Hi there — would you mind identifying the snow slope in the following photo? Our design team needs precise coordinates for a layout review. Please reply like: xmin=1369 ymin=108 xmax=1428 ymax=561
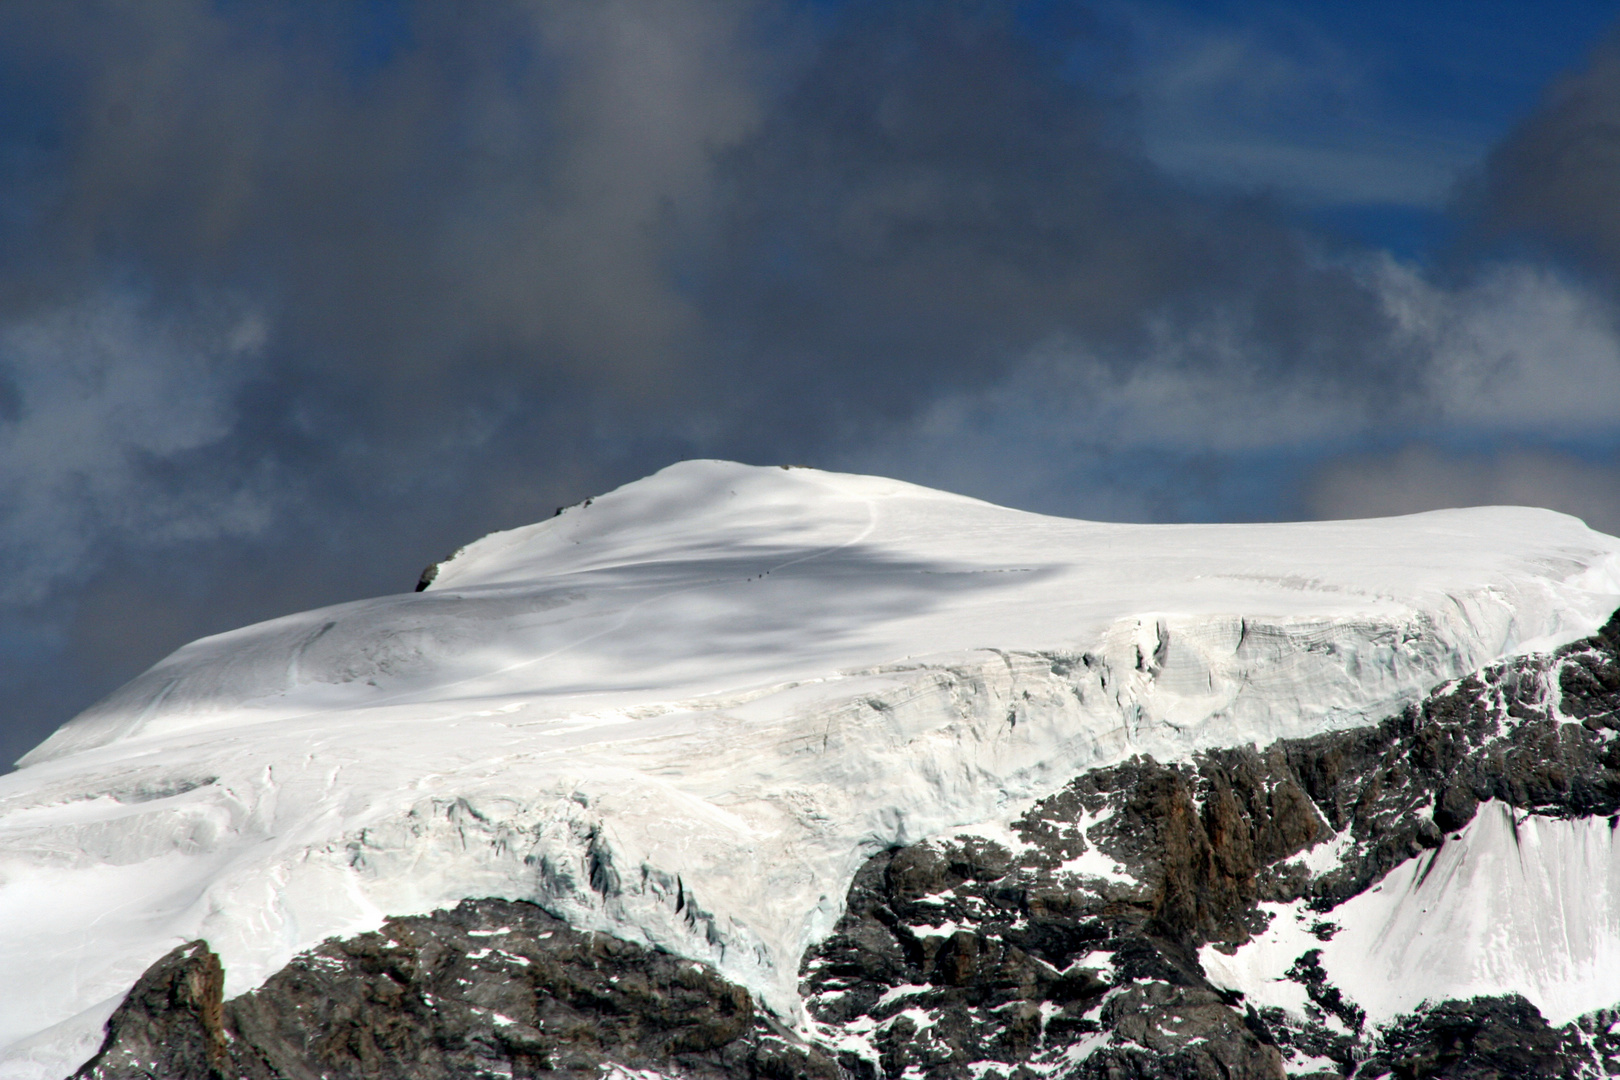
xmin=4 ymin=460 xmax=1620 ymax=1079
xmin=1202 ymin=800 xmax=1620 ymax=1029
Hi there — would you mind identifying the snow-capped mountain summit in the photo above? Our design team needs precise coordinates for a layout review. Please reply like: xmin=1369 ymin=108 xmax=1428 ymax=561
xmin=5 ymin=461 xmax=1620 ymax=1079
xmin=29 ymin=460 xmax=1620 ymax=766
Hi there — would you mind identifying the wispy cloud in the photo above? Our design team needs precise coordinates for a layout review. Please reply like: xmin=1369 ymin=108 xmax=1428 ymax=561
xmin=1095 ymin=2 xmax=1487 ymax=207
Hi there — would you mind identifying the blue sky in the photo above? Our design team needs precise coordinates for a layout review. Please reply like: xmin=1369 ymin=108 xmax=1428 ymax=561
xmin=0 ymin=0 xmax=1618 ymax=764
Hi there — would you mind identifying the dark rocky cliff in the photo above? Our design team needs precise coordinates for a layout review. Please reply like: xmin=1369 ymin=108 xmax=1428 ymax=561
xmin=77 ymin=612 xmax=1620 ymax=1080
xmin=75 ymin=898 xmax=837 ymax=1080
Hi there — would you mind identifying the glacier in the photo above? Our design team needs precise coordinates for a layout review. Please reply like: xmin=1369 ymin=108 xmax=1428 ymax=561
xmin=4 ymin=459 xmax=1620 ymax=1079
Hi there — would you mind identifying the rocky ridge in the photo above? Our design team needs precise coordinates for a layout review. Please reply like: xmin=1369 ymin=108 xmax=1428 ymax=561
xmin=77 ymin=612 xmax=1620 ymax=1080
xmin=75 ymin=899 xmax=836 ymax=1080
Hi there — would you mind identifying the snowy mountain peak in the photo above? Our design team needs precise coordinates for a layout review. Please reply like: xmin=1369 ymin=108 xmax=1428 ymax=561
xmin=26 ymin=460 xmax=1620 ymax=769
xmin=428 ymin=460 xmax=990 ymax=590
xmin=5 ymin=462 xmax=1620 ymax=1078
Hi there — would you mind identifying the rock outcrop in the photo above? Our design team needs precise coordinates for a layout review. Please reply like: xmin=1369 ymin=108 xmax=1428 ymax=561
xmin=73 ymin=942 xmax=231 ymax=1080
xmin=75 ymin=899 xmax=836 ymax=1080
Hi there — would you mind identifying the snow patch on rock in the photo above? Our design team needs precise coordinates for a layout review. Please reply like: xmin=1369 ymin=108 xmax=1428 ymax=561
xmin=1202 ymin=800 xmax=1620 ymax=1030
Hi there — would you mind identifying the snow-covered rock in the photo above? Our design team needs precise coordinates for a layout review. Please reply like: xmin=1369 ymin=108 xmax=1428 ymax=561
xmin=4 ymin=460 xmax=1620 ymax=1079
xmin=1204 ymin=800 xmax=1620 ymax=1029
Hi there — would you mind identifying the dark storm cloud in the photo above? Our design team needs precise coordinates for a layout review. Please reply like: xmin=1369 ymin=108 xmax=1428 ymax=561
xmin=0 ymin=1 xmax=761 ymax=404
xmin=1476 ymin=28 xmax=1620 ymax=279
xmin=0 ymin=0 xmax=1416 ymax=594
xmin=0 ymin=0 xmax=776 ymax=596
xmin=693 ymin=0 xmax=1414 ymax=451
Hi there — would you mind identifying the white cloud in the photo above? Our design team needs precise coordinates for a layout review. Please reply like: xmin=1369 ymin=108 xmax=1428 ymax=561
xmin=1378 ymin=258 xmax=1620 ymax=432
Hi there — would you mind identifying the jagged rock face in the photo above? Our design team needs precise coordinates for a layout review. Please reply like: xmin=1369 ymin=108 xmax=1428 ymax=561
xmin=1357 ymin=996 xmax=1601 ymax=1080
xmin=72 ymin=942 xmax=231 ymax=1080
xmin=801 ymin=837 xmax=1284 ymax=1080
xmin=79 ymin=613 xmax=1620 ymax=1080
xmin=75 ymin=899 xmax=837 ymax=1080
